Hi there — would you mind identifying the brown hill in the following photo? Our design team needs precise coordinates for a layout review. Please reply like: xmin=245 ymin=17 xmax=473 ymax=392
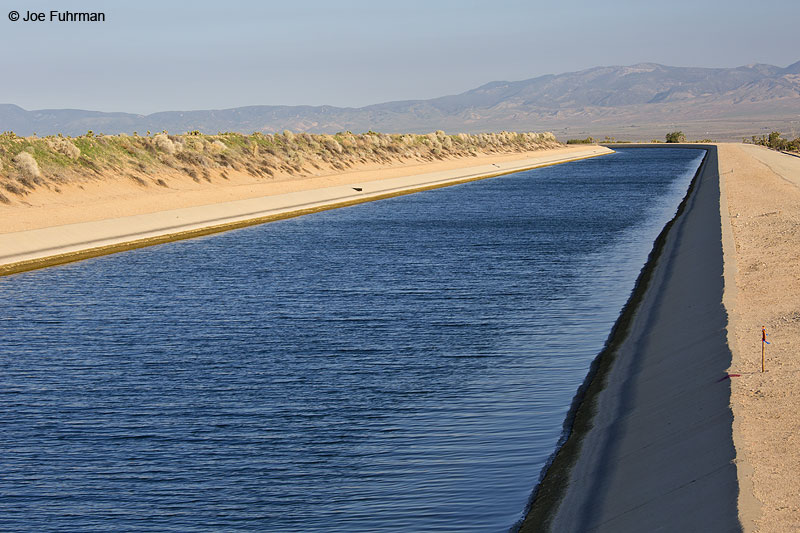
xmin=1 ymin=61 xmax=799 ymax=141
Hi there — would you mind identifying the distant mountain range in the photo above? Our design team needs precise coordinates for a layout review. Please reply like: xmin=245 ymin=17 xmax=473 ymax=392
xmin=3 ymin=61 xmax=800 ymax=141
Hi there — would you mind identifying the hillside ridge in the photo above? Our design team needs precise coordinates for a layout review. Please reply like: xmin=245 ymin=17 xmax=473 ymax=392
xmin=2 ymin=61 xmax=799 ymax=139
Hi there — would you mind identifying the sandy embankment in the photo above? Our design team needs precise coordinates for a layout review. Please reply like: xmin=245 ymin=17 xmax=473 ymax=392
xmin=0 ymin=145 xmax=611 ymax=275
xmin=520 ymin=145 xmax=741 ymax=532
xmin=720 ymin=144 xmax=800 ymax=532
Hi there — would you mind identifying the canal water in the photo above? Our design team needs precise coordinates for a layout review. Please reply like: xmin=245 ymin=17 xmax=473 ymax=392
xmin=0 ymin=148 xmax=704 ymax=531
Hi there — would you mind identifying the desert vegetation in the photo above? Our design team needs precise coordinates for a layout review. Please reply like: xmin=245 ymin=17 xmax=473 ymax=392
xmin=665 ymin=131 xmax=686 ymax=143
xmin=0 ymin=130 xmax=560 ymax=204
xmin=747 ymin=131 xmax=800 ymax=152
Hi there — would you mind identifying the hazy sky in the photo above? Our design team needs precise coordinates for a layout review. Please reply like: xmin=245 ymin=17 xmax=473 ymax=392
xmin=2 ymin=0 xmax=798 ymax=114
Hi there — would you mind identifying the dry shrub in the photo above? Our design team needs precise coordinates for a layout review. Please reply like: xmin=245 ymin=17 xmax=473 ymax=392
xmin=13 ymin=152 xmax=41 ymax=180
xmin=176 ymin=150 xmax=209 ymax=167
xmin=323 ymin=136 xmax=343 ymax=153
xmin=209 ymin=140 xmax=227 ymax=153
xmin=47 ymin=138 xmax=81 ymax=159
xmin=154 ymin=133 xmax=176 ymax=154
xmin=339 ymin=132 xmax=356 ymax=149
xmin=181 ymin=136 xmax=203 ymax=151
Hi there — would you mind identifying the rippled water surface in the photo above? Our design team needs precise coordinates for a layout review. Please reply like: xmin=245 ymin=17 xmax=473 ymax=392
xmin=0 ymin=148 xmax=704 ymax=531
